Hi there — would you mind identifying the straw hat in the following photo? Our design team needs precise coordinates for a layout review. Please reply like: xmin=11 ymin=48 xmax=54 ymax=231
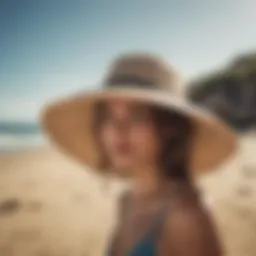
xmin=41 ymin=53 xmax=237 ymax=175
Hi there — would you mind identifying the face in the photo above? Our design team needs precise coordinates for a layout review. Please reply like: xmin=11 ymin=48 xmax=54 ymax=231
xmin=96 ymin=99 xmax=160 ymax=176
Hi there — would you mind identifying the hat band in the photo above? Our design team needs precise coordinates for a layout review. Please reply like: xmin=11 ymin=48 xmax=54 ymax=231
xmin=105 ymin=75 xmax=156 ymax=89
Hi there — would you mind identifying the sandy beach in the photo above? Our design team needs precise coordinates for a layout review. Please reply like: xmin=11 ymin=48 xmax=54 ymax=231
xmin=0 ymin=146 xmax=124 ymax=256
xmin=0 ymin=133 xmax=256 ymax=256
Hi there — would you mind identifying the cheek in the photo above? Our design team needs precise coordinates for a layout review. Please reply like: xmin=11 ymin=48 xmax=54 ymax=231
xmin=99 ymin=125 xmax=115 ymax=151
xmin=131 ymin=126 xmax=160 ymax=158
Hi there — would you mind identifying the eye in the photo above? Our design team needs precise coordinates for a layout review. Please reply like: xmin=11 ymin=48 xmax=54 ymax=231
xmin=102 ymin=109 xmax=114 ymax=123
xmin=131 ymin=109 xmax=151 ymax=123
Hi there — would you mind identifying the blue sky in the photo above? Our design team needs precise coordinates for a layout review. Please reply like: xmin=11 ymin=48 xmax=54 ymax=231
xmin=0 ymin=0 xmax=255 ymax=121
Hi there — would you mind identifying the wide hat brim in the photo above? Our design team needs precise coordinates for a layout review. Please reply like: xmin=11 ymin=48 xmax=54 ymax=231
xmin=41 ymin=87 xmax=238 ymax=175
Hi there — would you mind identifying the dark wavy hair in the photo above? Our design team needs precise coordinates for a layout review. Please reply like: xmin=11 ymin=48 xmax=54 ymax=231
xmin=93 ymin=102 xmax=194 ymax=181
xmin=151 ymin=106 xmax=194 ymax=181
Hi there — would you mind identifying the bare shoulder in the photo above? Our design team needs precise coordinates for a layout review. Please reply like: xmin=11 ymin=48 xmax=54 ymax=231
xmin=162 ymin=185 xmax=223 ymax=256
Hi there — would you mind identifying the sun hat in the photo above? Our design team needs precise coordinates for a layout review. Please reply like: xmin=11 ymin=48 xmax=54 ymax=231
xmin=41 ymin=52 xmax=237 ymax=175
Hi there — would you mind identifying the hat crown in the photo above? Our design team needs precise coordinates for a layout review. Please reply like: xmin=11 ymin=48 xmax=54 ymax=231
xmin=104 ymin=53 xmax=182 ymax=95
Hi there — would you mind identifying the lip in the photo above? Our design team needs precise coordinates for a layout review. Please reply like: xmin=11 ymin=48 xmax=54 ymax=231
xmin=114 ymin=142 xmax=131 ymax=154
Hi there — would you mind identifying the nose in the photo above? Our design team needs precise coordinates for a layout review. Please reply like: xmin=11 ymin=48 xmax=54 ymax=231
xmin=114 ymin=118 xmax=130 ymax=135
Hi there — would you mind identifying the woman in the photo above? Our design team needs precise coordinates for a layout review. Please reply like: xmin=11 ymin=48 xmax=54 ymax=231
xmin=42 ymin=53 xmax=237 ymax=256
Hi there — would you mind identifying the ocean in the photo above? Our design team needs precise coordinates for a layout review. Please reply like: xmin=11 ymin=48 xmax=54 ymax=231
xmin=0 ymin=121 xmax=45 ymax=153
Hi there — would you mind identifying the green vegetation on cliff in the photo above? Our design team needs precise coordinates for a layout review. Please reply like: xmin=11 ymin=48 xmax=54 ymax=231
xmin=188 ymin=52 xmax=256 ymax=131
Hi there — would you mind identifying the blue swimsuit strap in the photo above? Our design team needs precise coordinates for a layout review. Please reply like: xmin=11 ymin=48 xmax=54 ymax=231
xmin=127 ymin=195 xmax=171 ymax=256
xmin=125 ymin=191 xmax=171 ymax=241
xmin=142 ymin=199 xmax=171 ymax=240
xmin=106 ymin=192 xmax=172 ymax=256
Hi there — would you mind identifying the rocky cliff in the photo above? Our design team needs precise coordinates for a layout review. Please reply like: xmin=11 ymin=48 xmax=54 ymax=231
xmin=188 ymin=52 xmax=256 ymax=132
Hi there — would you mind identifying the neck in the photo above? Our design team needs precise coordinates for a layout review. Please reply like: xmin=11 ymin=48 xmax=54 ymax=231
xmin=131 ymin=166 xmax=169 ymax=199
